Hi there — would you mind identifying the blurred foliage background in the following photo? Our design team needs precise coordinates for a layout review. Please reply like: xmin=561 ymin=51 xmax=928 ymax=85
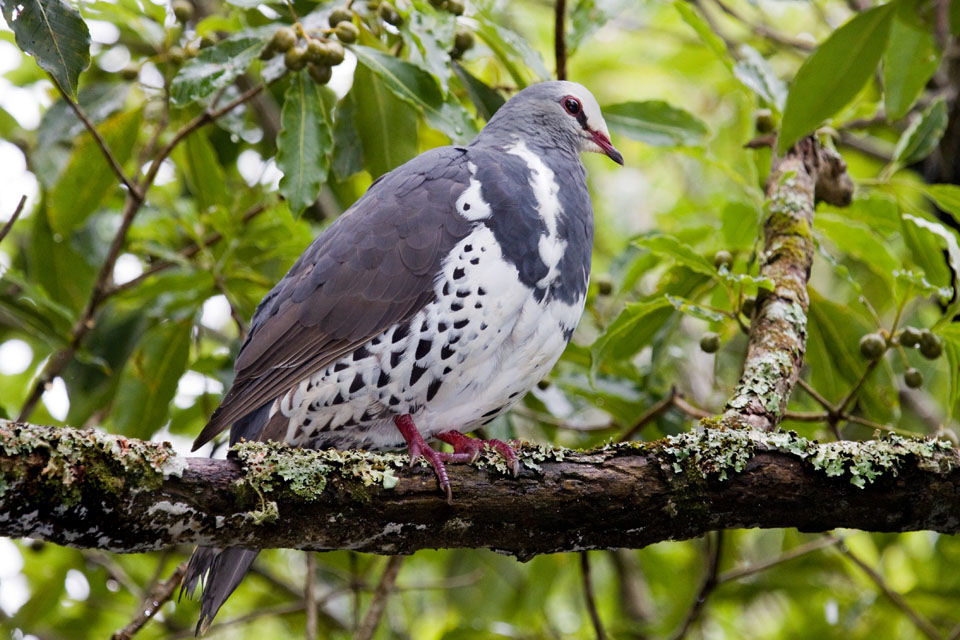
xmin=2 ymin=0 xmax=960 ymax=637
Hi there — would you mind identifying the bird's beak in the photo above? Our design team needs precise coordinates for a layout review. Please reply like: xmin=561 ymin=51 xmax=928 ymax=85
xmin=590 ymin=130 xmax=624 ymax=165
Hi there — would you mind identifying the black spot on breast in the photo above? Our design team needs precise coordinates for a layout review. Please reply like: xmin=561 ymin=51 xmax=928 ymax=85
xmin=442 ymin=366 xmax=452 ymax=374
xmin=562 ymin=326 xmax=575 ymax=341
xmin=474 ymin=301 xmax=482 ymax=309
xmin=410 ymin=364 xmax=427 ymax=386
xmin=442 ymin=282 xmax=450 ymax=296
xmin=453 ymin=267 xmax=465 ymax=280
xmin=332 ymin=392 xmax=344 ymax=405
xmin=453 ymin=319 xmax=468 ymax=329
xmin=389 ymin=396 xmax=400 ymax=406
xmin=448 ymin=335 xmax=461 ymax=345
xmin=482 ymin=407 xmax=501 ymax=417
xmin=421 ymin=320 xmax=429 ymax=333
xmin=303 ymin=417 xmax=312 ymax=426
xmin=465 ymin=244 xmax=473 ymax=252
xmin=416 ymin=339 xmax=431 ymax=359
xmin=456 ymin=289 xmax=470 ymax=298
xmin=371 ymin=336 xmax=381 ymax=345
xmin=463 ymin=202 xmax=471 ymax=211
xmin=377 ymin=370 xmax=390 ymax=387
xmin=353 ymin=346 xmax=369 ymax=361
xmin=480 ymin=322 xmax=488 ymax=331
xmin=478 ymin=287 xmax=486 ymax=295
xmin=392 ymin=324 xmax=409 ymax=343
xmin=349 ymin=374 xmax=364 ymax=394
xmin=470 ymin=257 xmax=480 ymax=265
xmin=390 ymin=351 xmax=403 ymax=368
xmin=333 ymin=362 xmax=348 ymax=372
xmin=438 ymin=322 xmax=448 ymax=332
xmin=451 ymin=301 xmax=463 ymax=312
xmin=441 ymin=344 xmax=455 ymax=360
xmin=426 ymin=378 xmax=442 ymax=402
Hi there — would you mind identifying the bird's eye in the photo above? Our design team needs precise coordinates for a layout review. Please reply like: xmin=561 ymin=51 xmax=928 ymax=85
xmin=563 ymin=96 xmax=582 ymax=116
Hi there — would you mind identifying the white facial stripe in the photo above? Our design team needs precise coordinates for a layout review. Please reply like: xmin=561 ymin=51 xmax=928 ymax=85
xmin=506 ymin=139 xmax=567 ymax=288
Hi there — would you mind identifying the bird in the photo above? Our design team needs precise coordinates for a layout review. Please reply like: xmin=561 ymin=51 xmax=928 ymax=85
xmin=180 ymin=79 xmax=623 ymax=633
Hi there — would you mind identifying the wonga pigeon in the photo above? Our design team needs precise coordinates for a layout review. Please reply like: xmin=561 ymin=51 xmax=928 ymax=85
xmin=181 ymin=80 xmax=622 ymax=632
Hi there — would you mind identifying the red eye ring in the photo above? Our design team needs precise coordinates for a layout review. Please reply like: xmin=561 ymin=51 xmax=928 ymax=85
xmin=562 ymin=96 xmax=582 ymax=116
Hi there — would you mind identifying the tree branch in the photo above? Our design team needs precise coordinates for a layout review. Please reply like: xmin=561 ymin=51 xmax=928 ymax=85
xmin=2 ymin=420 xmax=958 ymax=557
xmin=0 ymin=195 xmax=27 ymax=244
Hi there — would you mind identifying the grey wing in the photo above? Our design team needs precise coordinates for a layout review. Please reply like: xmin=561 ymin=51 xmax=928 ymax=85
xmin=192 ymin=147 xmax=475 ymax=449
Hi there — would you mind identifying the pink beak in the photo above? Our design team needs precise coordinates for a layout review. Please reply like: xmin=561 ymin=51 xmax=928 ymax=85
xmin=591 ymin=130 xmax=624 ymax=165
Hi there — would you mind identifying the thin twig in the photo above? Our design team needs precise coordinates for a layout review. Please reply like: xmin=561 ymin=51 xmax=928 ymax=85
xmin=0 ymin=195 xmax=27 ymax=244
xmin=672 ymin=395 xmax=712 ymax=420
xmin=580 ymin=552 xmax=607 ymax=640
xmin=355 ymin=556 xmax=403 ymax=640
xmin=554 ymin=0 xmax=567 ymax=80
xmin=718 ymin=535 xmax=840 ymax=583
xmin=52 ymin=79 xmax=143 ymax=200
xmin=111 ymin=562 xmax=187 ymax=640
xmin=707 ymin=0 xmax=815 ymax=50
xmin=838 ymin=542 xmax=944 ymax=640
xmin=670 ymin=532 xmax=724 ymax=640
xmin=305 ymin=552 xmax=317 ymax=640
xmin=619 ymin=391 xmax=676 ymax=441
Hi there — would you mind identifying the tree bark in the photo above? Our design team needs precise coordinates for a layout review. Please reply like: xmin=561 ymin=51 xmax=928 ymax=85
xmin=2 ymin=419 xmax=957 ymax=559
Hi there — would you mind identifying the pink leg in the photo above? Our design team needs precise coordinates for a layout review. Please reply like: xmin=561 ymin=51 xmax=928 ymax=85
xmin=394 ymin=415 xmax=459 ymax=503
xmin=436 ymin=430 xmax=520 ymax=477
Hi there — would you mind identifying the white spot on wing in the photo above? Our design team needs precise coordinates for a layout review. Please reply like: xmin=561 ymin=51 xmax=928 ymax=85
xmin=455 ymin=162 xmax=492 ymax=221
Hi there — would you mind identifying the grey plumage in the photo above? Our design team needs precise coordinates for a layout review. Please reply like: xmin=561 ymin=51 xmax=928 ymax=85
xmin=182 ymin=80 xmax=622 ymax=631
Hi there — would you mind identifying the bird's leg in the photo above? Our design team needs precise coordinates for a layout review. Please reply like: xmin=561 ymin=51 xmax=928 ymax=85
xmin=393 ymin=414 xmax=457 ymax=503
xmin=435 ymin=430 xmax=520 ymax=477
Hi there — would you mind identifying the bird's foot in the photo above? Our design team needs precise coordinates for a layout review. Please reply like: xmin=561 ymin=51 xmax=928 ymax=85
xmin=393 ymin=417 xmax=521 ymax=502
xmin=436 ymin=430 xmax=520 ymax=477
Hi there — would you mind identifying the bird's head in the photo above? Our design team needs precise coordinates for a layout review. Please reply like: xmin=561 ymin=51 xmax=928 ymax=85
xmin=481 ymin=80 xmax=624 ymax=165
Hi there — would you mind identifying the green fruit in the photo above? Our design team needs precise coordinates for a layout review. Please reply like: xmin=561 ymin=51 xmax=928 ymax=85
xmin=755 ymin=108 xmax=774 ymax=133
xmin=329 ymin=7 xmax=353 ymax=26
xmin=899 ymin=326 xmax=922 ymax=348
xmin=308 ymin=62 xmax=332 ymax=84
xmin=324 ymin=40 xmax=345 ymax=65
xmin=919 ymin=330 xmax=943 ymax=359
xmin=446 ymin=0 xmax=464 ymax=14
xmin=172 ymin=0 xmax=193 ymax=23
xmin=120 ymin=64 xmax=140 ymax=80
xmin=700 ymin=332 xmax=721 ymax=354
xmin=454 ymin=29 xmax=474 ymax=52
xmin=270 ymin=26 xmax=297 ymax=52
xmin=595 ymin=274 xmax=613 ymax=296
xmin=335 ymin=21 xmax=359 ymax=43
xmin=741 ymin=297 xmax=755 ymax=318
xmin=713 ymin=249 xmax=733 ymax=270
xmin=859 ymin=333 xmax=886 ymax=361
xmin=284 ymin=45 xmax=308 ymax=71
xmin=306 ymin=38 xmax=326 ymax=63
xmin=378 ymin=1 xmax=403 ymax=25
xmin=904 ymin=368 xmax=923 ymax=389
xmin=200 ymin=34 xmax=217 ymax=49
xmin=429 ymin=0 xmax=445 ymax=7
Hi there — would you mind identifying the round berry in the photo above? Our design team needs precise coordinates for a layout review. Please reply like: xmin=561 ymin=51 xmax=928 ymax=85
xmin=859 ymin=333 xmax=886 ymax=361
xmin=595 ymin=274 xmax=613 ymax=296
xmin=328 ymin=7 xmax=353 ymax=27
xmin=741 ymin=297 xmax=755 ymax=318
xmin=904 ymin=368 xmax=923 ymax=389
xmin=378 ymin=1 xmax=403 ymax=25
xmin=713 ymin=249 xmax=733 ymax=270
xmin=308 ymin=62 xmax=332 ymax=84
xmin=284 ymin=45 xmax=308 ymax=71
xmin=700 ymin=332 xmax=721 ymax=354
xmin=335 ymin=21 xmax=359 ymax=43
xmin=445 ymin=0 xmax=464 ymax=14
xmin=919 ymin=330 xmax=943 ymax=360
xmin=899 ymin=326 xmax=922 ymax=348
xmin=172 ymin=0 xmax=194 ymax=23
xmin=270 ymin=26 xmax=297 ymax=53
xmin=454 ymin=29 xmax=474 ymax=53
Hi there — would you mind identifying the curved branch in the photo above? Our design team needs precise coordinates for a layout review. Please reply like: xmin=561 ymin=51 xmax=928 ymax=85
xmin=2 ymin=420 xmax=958 ymax=558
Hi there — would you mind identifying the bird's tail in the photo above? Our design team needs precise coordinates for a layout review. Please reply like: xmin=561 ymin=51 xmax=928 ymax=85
xmin=180 ymin=546 xmax=260 ymax=635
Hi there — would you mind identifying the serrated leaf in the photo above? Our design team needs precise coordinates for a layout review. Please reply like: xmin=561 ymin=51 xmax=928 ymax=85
xmin=733 ymin=44 xmax=787 ymax=113
xmin=170 ymin=36 xmax=265 ymax=105
xmin=349 ymin=61 xmax=417 ymax=178
xmin=47 ymin=108 xmax=141 ymax=235
xmin=634 ymin=233 xmax=716 ymax=276
xmin=452 ymin=62 xmax=505 ymax=121
xmin=883 ymin=14 xmax=940 ymax=120
xmin=276 ymin=74 xmax=334 ymax=214
xmin=779 ymin=4 xmax=894 ymax=152
xmin=603 ymin=101 xmax=708 ymax=147
xmin=2 ymin=0 xmax=90 ymax=96
xmin=590 ymin=297 xmax=674 ymax=377
xmin=892 ymin=97 xmax=947 ymax=167
xmin=352 ymin=45 xmax=476 ymax=143
xmin=902 ymin=213 xmax=960 ymax=323
xmin=467 ymin=16 xmax=550 ymax=86
xmin=111 ymin=319 xmax=191 ymax=439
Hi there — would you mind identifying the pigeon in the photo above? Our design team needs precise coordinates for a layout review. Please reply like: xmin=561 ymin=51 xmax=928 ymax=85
xmin=181 ymin=80 xmax=622 ymax=632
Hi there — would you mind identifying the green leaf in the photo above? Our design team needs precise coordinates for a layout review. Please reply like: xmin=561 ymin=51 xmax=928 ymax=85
xmin=567 ymin=0 xmax=632 ymax=54
xmin=276 ymin=74 xmax=334 ymax=214
xmin=332 ymin=93 xmax=364 ymax=180
xmin=916 ymin=183 xmax=960 ymax=228
xmin=883 ymin=14 xmax=940 ymax=120
xmin=590 ymin=297 xmax=674 ymax=377
xmin=816 ymin=214 xmax=900 ymax=286
xmin=170 ymin=36 xmax=265 ymax=105
xmin=673 ymin=0 xmax=733 ymax=70
xmin=665 ymin=294 xmax=724 ymax=322
xmin=452 ymin=62 xmax=505 ymax=121
xmin=940 ymin=324 xmax=960 ymax=422
xmin=902 ymin=213 xmax=960 ymax=323
xmin=604 ymin=100 xmax=708 ymax=147
xmin=1 ymin=0 xmax=90 ymax=96
xmin=733 ymin=44 xmax=787 ymax=113
xmin=468 ymin=16 xmax=550 ymax=86
xmin=349 ymin=61 xmax=418 ymax=178
xmin=47 ymin=108 xmax=141 ymax=235
xmin=174 ymin=129 xmax=228 ymax=213
xmin=894 ymin=269 xmax=951 ymax=301
xmin=111 ymin=319 xmax=191 ymax=439
xmin=352 ymin=45 xmax=477 ymax=143
xmin=402 ymin=9 xmax=455 ymax=92
xmin=634 ymin=233 xmax=716 ymax=276
xmin=0 ymin=271 xmax=74 ymax=348
xmin=892 ymin=97 xmax=948 ymax=167
xmin=779 ymin=4 xmax=894 ymax=152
